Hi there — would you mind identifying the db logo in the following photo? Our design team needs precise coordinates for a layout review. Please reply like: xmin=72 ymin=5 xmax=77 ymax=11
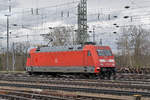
xmin=55 ymin=58 xmax=58 ymax=63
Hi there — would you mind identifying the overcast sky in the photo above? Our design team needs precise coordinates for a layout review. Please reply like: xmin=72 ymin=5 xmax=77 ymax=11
xmin=0 ymin=0 xmax=150 ymax=52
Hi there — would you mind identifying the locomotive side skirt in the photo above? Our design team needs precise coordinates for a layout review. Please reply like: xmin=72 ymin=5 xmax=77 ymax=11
xmin=26 ymin=66 xmax=95 ymax=73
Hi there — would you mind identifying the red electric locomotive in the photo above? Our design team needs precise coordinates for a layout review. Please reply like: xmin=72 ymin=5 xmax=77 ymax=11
xmin=26 ymin=43 xmax=116 ymax=79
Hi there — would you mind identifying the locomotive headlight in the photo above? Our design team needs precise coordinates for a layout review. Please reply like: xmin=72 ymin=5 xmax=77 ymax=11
xmin=99 ymin=59 xmax=106 ymax=62
xmin=96 ymin=67 xmax=100 ymax=71
xmin=108 ymin=59 xmax=114 ymax=62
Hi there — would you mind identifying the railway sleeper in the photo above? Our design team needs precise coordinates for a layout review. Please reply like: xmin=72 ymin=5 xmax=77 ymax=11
xmin=0 ymin=93 xmax=31 ymax=100
xmin=0 ymin=89 xmax=69 ymax=100
xmin=0 ymin=78 xmax=150 ymax=91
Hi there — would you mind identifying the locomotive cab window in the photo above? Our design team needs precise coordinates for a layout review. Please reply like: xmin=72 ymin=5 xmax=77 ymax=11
xmin=97 ymin=49 xmax=112 ymax=56
xmin=87 ymin=51 xmax=91 ymax=56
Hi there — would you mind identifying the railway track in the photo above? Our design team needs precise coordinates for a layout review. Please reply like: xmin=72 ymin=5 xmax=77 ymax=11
xmin=0 ymin=87 xmax=121 ymax=100
xmin=0 ymin=73 xmax=150 ymax=86
xmin=0 ymin=89 xmax=69 ymax=100
xmin=0 ymin=73 xmax=150 ymax=100
xmin=0 ymin=73 xmax=150 ymax=91
xmin=0 ymin=77 xmax=150 ymax=93
xmin=0 ymin=72 xmax=150 ymax=81
xmin=0 ymin=81 xmax=148 ymax=100
xmin=0 ymin=80 xmax=150 ymax=95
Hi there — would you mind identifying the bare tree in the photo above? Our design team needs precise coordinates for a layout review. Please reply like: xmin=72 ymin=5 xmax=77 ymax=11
xmin=42 ymin=26 xmax=77 ymax=46
xmin=12 ymin=41 xmax=30 ymax=70
xmin=117 ymin=25 xmax=150 ymax=67
xmin=117 ymin=28 xmax=133 ymax=67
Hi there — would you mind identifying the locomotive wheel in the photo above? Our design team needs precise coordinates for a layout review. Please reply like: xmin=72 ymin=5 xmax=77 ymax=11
xmin=109 ymin=70 xmax=116 ymax=80
xmin=112 ymin=71 xmax=116 ymax=80
xmin=99 ymin=72 xmax=105 ymax=79
xmin=101 ymin=71 xmax=112 ymax=80
xmin=107 ymin=72 xmax=111 ymax=80
xmin=110 ymin=72 xmax=116 ymax=80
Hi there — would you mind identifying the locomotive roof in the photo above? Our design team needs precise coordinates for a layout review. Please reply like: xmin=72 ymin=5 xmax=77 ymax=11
xmin=36 ymin=45 xmax=83 ymax=52
xmin=35 ymin=44 xmax=111 ymax=53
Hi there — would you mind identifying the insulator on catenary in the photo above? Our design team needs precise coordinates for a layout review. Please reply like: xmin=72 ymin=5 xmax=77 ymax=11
xmin=67 ymin=11 xmax=69 ymax=17
xmin=108 ymin=14 xmax=111 ymax=20
xmin=130 ymin=16 xmax=133 ymax=22
xmin=98 ymin=13 xmax=100 ymax=20
xmin=61 ymin=11 xmax=63 ymax=17
xmin=36 ymin=8 xmax=39 ymax=15
xmin=31 ymin=8 xmax=34 ymax=15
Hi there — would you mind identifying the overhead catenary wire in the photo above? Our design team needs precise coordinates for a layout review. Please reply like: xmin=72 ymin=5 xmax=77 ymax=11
xmin=0 ymin=0 xmax=150 ymax=47
xmin=7 ymin=1 xmax=79 ymax=15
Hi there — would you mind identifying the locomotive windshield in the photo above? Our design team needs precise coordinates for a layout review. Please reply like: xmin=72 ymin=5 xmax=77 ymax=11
xmin=97 ymin=49 xmax=112 ymax=56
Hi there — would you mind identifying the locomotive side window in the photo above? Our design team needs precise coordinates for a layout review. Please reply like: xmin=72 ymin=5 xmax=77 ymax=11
xmin=87 ymin=51 xmax=91 ymax=56
xmin=97 ymin=49 xmax=112 ymax=56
